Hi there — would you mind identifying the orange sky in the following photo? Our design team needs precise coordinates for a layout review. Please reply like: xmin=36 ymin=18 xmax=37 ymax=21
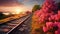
xmin=0 ymin=6 xmax=32 ymax=13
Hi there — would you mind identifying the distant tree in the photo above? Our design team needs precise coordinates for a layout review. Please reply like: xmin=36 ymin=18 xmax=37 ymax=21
xmin=0 ymin=12 xmax=4 ymax=16
xmin=32 ymin=5 xmax=41 ymax=12
xmin=26 ymin=11 xmax=31 ymax=14
xmin=0 ymin=12 xmax=12 ymax=20
xmin=0 ymin=12 xmax=8 ymax=19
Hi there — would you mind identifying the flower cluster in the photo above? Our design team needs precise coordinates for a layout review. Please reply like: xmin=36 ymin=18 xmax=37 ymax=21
xmin=32 ymin=0 xmax=60 ymax=34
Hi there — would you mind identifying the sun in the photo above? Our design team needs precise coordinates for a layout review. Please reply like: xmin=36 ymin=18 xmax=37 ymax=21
xmin=15 ymin=8 xmax=22 ymax=14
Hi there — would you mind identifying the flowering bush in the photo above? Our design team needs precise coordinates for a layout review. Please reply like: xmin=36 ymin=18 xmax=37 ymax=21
xmin=31 ymin=0 xmax=60 ymax=34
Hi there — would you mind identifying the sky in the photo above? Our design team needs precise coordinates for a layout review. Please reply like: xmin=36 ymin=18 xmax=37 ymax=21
xmin=0 ymin=0 xmax=60 ymax=13
xmin=0 ymin=0 xmax=44 ymax=12
xmin=0 ymin=0 xmax=44 ymax=6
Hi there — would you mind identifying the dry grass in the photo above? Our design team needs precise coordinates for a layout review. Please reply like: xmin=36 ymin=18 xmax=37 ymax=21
xmin=0 ymin=14 xmax=27 ymax=24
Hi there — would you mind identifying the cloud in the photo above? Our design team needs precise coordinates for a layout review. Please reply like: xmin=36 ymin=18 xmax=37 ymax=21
xmin=0 ymin=0 xmax=24 ymax=7
xmin=24 ymin=0 xmax=29 ymax=1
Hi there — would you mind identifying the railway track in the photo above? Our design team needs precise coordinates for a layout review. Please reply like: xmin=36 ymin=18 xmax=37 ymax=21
xmin=9 ymin=15 xmax=32 ymax=34
xmin=0 ymin=14 xmax=31 ymax=34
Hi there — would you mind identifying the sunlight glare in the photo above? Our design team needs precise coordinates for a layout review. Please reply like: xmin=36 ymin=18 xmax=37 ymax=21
xmin=15 ymin=8 xmax=22 ymax=14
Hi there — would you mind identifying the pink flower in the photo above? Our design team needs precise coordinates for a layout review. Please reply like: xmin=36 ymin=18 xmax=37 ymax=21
xmin=58 ymin=23 xmax=60 ymax=28
xmin=48 ymin=5 xmax=51 ymax=8
xmin=54 ymin=14 xmax=59 ymax=21
xmin=58 ymin=10 xmax=60 ymax=15
xmin=34 ymin=10 xmax=40 ymax=16
xmin=48 ymin=17 xmax=52 ymax=21
xmin=54 ymin=22 xmax=60 ymax=29
xmin=58 ymin=10 xmax=60 ymax=19
xmin=50 ymin=15 xmax=55 ymax=20
xmin=46 ymin=22 xmax=54 ymax=28
xmin=43 ymin=26 xmax=48 ymax=32
xmin=43 ymin=8 xmax=49 ymax=13
xmin=35 ymin=10 xmax=44 ymax=17
xmin=48 ymin=11 xmax=54 ymax=15
xmin=42 ymin=5 xmax=46 ymax=9
xmin=45 ymin=2 xmax=50 ymax=6
xmin=55 ymin=29 xmax=60 ymax=34
xmin=39 ymin=18 xmax=44 ymax=23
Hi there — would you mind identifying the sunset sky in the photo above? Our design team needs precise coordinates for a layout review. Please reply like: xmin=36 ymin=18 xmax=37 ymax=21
xmin=0 ymin=0 xmax=60 ymax=13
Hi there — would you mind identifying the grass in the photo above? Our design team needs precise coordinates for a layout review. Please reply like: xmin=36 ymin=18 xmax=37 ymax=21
xmin=0 ymin=14 xmax=27 ymax=24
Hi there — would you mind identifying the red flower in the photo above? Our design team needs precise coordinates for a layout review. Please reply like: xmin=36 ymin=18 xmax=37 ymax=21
xmin=43 ymin=26 xmax=48 ymax=32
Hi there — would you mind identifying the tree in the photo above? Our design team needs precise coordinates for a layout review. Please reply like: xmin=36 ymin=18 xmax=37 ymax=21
xmin=0 ymin=12 xmax=5 ymax=19
xmin=0 ymin=12 xmax=10 ymax=20
xmin=26 ymin=11 xmax=31 ymax=14
xmin=32 ymin=5 xmax=41 ymax=12
xmin=0 ymin=12 xmax=4 ymax=16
